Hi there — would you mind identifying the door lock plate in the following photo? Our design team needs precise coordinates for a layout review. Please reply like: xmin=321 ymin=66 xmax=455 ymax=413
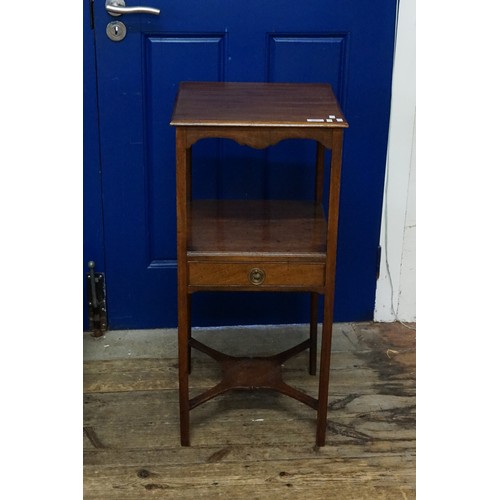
xmin=106 ymin=21 xmax=127 ymax=41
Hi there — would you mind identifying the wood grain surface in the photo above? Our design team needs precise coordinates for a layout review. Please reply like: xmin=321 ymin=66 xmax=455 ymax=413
xmin=84 ymin=321 xmax=416 ymax=499
xmin=170 ymin=82 xmax=349 ymax=128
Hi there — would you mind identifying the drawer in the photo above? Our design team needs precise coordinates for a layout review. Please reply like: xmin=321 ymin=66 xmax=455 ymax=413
xmin=188 ymin=262 xmax=325 ymax=289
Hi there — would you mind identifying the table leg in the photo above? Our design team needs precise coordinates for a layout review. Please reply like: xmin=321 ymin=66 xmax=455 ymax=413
xmin=316 ymin=130 xmax=343 ymax=447
xmin=309 ymin=143 xmax=323 ymax=376
xmin=177 ymin=288 xmax=190 ymax=446
xmin=316 ymin=292 xmax=333 ymax=447
xmin=309 ymin=293 xmax=318 ymax=375
xmin=315 ymin=142 xmax=325 ymax=201
xmin=187 ymin=294 xmax=192 ymax=374
xmin=186 ymin=146 xmax=193 ymax=375
xmin=176 ymin=129 xmax=190 ymax=446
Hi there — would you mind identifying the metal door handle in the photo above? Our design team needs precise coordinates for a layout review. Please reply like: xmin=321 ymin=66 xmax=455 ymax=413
xmin=106 ymin=0 xmax=160 ymax=16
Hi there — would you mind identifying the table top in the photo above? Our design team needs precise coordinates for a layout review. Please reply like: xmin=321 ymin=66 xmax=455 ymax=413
xmin=170 ymin=82 xmax=348 ymax=128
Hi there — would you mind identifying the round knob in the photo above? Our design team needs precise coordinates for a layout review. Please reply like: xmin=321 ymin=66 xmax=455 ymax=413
xmin=249 ymin=268 xmax=265 ymax=285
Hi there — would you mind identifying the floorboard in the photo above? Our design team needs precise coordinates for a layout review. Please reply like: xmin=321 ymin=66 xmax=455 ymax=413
xmin=83 ymin=321 xmax=416 ymax=499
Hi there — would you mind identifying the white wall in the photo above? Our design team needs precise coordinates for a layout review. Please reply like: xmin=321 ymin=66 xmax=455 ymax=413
xmin=374 ymin=0 xmax=416 ymax=322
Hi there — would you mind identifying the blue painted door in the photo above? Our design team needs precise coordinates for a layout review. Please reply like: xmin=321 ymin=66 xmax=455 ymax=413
xmin=86 ymin=0 xmax=397 ymax=329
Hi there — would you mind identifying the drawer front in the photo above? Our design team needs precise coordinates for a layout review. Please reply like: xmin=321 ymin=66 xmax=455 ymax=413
xmin=188 ymin=262 xmax=325 ymax=288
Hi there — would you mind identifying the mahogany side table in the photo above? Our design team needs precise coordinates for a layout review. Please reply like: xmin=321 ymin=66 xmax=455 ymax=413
xmin=170 ymin=82 xmax=348 ymax=447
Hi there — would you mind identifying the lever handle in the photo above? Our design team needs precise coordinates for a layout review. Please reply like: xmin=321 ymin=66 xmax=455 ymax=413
xmin=106 ymin=0 xmax=160 ymax=16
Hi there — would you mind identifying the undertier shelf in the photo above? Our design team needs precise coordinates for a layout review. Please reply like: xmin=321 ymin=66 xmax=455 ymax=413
xmin=188 ymin=199 xmax=327 ymax=261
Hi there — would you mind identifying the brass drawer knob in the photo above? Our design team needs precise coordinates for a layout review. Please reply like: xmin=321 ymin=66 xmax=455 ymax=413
xmin=249 ymin=267 xmax=266 ymax=285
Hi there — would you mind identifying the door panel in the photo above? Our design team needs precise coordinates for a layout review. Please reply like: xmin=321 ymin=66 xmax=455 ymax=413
xmin=145 ymin=35 xmax=225 ymax=262
xmin=89 ymin=0 xmax=397 ymax=328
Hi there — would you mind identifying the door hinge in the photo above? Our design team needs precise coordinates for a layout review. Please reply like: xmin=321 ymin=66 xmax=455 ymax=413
xmin=86 ymin=261 xmax=108 ymax=337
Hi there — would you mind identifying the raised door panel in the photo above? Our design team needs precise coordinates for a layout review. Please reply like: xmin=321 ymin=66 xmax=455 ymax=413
xmin=145 ymin=35 xmax=226 ymax=264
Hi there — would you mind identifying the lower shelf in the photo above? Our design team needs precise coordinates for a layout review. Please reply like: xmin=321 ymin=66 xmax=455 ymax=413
xmin=188 ymin=199 xmax=327 ymax=260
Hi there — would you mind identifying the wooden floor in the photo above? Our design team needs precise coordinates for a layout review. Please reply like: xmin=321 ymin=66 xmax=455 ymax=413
xmin=83 ymin=321 xmax=416 ymax=499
